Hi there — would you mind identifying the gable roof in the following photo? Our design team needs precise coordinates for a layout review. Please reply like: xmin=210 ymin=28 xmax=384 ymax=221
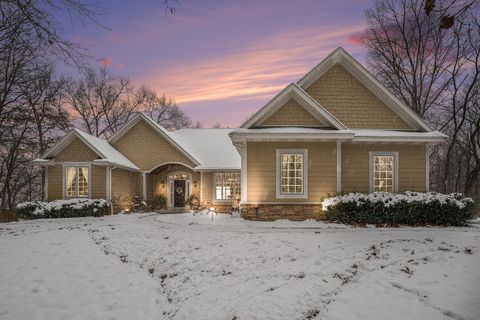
xmin=36 ymin=128 xmax=139 ymax=171
xmin=241 ymin=83 xmax=347 ymax=129
xmin=296 ymin=47 xmax=433 ymax=132
xmin=108 ymin=112 xmax=200 ymax=166
xmin=172 ymin=129 xmax=241 ymax=170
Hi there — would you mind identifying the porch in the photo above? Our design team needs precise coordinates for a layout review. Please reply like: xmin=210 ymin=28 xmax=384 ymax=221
xmin=142 ymin=163 xmax=241 ymax=212
xmin=144 ymin=163 xmax=200 ymax=209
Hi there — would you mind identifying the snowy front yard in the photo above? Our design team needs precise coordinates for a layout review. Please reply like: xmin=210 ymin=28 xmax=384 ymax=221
xmin=1 ymin=213 xmax=479 ymax=320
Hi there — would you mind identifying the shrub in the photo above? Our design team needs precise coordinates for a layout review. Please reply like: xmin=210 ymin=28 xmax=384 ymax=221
xmin=152 ymin=194 xmax=167 ymax=209
xmin=187 ymin=194 xmax=200 ymax=210
xmin=322 ymin=192 xmax=475 ymax=226
xmin=16 ymin=198 xmax=109 ymax=220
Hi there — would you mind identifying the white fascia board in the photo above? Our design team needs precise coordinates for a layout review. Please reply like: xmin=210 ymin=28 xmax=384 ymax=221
xmin=41 ymin=130 xmax=76 ymax=159
xmin=240 ymin=85 xmax=292 ymax=128
xmin=42 ymin=129 xmax=106 ymax=160
xmin=230 ymin=132 xmax=354 ymax=141
xmin=32 ymin=159 xmax=56 ymax=166
xmin=297 ymin=47 xmax=433 ymax=132
xmin=294 ymin=84 xmax=347 ymax=130
xmin=93 ymin=159 xmax=140 ymax=172
xmin=352 ymin=136 xmax=447 ymax=143
xmin=241 ymin=84 xmax=346 ymax=130
xmin=108 ymin=113 xmax=200 ymax=166
xmin=108 ymin=115 xmax=141 ymax=144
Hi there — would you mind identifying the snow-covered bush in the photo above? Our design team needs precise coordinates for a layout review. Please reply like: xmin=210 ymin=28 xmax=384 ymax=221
xmin=16 ymin=198 xmax=109 ymax=220
xmin=322 ymin=192 xmax=475 ymax=226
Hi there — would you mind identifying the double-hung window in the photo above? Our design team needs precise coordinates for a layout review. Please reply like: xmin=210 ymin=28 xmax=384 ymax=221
xmin=369 ymin=152 xmax=398 ymax=192
xmin=215 ymin=173 xmax=241 ymax=200
xmin=276 ymin=149 xmax=308 ymax=198
xmin=64 ymin=165 xmax=90 ymax=197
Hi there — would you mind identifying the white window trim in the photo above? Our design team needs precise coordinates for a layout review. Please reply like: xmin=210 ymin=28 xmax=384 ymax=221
xmin=62 ymin=162 xmax=92 ymax=198
xmin=276 ymin=149 xmax=308 ymax=199
xmin=214 ymin=172 xmax=241 ymax=202
xmin=369 ymin=151 xmax=399 ymax=193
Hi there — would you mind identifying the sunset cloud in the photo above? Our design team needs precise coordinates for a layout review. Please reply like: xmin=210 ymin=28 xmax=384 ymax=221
xmin=144 ymin=24 xmax=366 ymax=106
xmin=347 ymin=33 xmax=364 ymax=45
xmin=100 ymin=57 xmax=112 ymax=67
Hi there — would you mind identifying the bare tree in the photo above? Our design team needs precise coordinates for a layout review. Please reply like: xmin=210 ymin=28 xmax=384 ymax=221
xmin=139 ymin=86 xmax=191 ymax=130
xmin=24 ymin=64 xmax=70 ymax=200
xmin=65 ymin=68 xmax=190 ymax=137
xmin=0 ymin=0 xmax=105 ymax=66
xmin=363 ymin=0 xmax=477 ymax=117
xmin=0 ymin=1 xmax=78 ymax=208
xmin=362 ymin=0 xmax=480 ymax=199
xmin=64 ymin=67 xmax=136 ymax=137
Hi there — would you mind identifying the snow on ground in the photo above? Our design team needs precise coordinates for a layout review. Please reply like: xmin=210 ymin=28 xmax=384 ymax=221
xmin=1 ymin=213 xmax=479 ymax=320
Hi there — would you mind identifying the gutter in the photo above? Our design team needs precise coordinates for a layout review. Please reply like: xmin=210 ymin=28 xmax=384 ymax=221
xmin=93 ymin=159 xmax=140 ymax=172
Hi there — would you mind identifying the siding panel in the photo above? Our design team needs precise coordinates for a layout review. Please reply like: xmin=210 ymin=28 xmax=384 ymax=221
xmin=247 ymin=141 xmax=337 ymax=203
xmin=342 ymin=143 xmax=427 ymax=192
xmin=305 ymin=65 xmax=411 ymax=129
xmin=112 ymin=119 xmax=196 ymax=171
xmin=260 ymin=99 xmax=325 ymax=127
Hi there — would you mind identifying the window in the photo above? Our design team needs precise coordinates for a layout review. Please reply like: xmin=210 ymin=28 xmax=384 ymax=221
xmin=369 ymin=152 xmax=398 ymax=193
xmin=276 ymin=149 xmax=308 ymax=198
xmin=64 ymin=166 xmax=90 ymax=197
xmin=215 ymin=173 xmax=241 ymax=200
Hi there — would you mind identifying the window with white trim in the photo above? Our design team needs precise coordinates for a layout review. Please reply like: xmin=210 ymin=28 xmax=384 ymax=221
xmin=369 ymin=152 xmax=398 ymax=192
xmin=65 ymin=166 xmax=90 ymax=197
xmin=215 ymin=173 xmax=241 ymax=200
xmin=276 ymin=149 xmax=308 ymax=198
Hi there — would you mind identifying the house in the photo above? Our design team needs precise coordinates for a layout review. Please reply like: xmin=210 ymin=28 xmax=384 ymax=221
xmin=33 ymin=48 xmax=447 ymax=220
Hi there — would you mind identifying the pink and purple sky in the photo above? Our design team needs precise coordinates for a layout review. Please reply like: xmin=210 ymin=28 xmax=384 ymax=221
xmin=63 ymin=0 xmax=369 ymax=127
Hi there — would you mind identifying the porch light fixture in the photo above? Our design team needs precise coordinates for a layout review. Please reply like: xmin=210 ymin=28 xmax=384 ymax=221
xmin=193 ymin=180 xmax=197 ymax=188
xmin=161 ymin=181 xmax=165 ymax=188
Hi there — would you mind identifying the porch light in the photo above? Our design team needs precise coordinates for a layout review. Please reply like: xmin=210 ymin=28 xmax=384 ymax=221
xmin=193 ymin=181 xmax=197 ymax=188
xmin=161 ymin=181 xmax=165 ymax=188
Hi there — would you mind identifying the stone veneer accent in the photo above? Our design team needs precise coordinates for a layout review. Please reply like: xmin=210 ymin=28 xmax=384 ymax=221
xmin=211 ymin=204 xmax=233 ymax=213
xmin=240 ymin=204 xmax=325 ymax=221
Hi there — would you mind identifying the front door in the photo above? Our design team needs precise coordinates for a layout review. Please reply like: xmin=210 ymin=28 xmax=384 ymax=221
xmin=174 ymin=180 xmax=186 ymax=207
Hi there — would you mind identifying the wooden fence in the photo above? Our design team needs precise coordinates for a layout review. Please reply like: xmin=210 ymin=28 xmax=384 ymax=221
xmin=0 ymin=210 xmax=18 ymax=223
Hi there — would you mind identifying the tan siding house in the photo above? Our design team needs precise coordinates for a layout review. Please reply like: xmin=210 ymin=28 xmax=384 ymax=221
xmin=34 ymin=47 xmax=446 ymax=220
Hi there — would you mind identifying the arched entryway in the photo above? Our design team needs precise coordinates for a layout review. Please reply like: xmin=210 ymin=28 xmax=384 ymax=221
xmin=147 ymin=162 xmax=199 ymax=209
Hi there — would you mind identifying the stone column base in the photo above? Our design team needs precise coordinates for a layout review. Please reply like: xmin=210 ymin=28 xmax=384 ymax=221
xmin=240 ymin=204 xmax=325 ymax=221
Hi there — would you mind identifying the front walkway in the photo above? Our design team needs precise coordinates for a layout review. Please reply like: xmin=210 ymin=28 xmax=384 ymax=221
xmin=1 ymin=214 xmax=479 ymax=320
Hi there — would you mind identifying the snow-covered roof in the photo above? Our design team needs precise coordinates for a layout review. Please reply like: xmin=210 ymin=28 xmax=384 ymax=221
xmin=172 ymin=128 xmax=241 ymax=170
xmin=37 ymin=128 xmax=140 ymax=171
